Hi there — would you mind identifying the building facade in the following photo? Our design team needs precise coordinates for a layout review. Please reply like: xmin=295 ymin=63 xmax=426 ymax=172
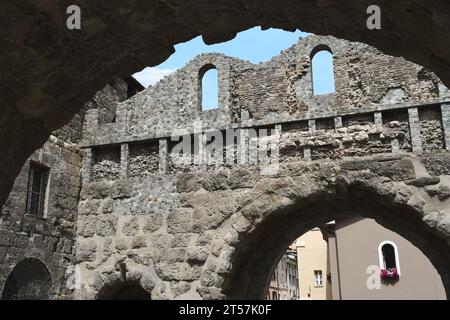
xmin=295 ymin=228 xmax=332 ymax=300
xmin=326 ymin=218 xmax=446 ymax=300
xmin=267 ymin=249 xmax=298 ymax=300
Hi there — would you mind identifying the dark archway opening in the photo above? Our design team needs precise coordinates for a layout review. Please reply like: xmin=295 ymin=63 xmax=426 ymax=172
xmin=97 ymin=282 xmax=151 ymax=300
xmin=1 ymin=258 xmax=51 ymax=300
xmin=222 ymin=189 xmax=450 ymax=300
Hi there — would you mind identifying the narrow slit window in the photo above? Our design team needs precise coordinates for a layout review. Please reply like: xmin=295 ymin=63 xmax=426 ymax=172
xmin=311 ymin=49 xmax=335 ymax=96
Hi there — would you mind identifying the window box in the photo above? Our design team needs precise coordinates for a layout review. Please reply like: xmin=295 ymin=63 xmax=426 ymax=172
xmin=380 ymin=268 xmax=399 ymax=283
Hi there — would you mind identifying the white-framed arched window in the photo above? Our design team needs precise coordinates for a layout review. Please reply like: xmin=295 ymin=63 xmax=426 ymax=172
xmin=378 ymin=240 xmax=401 ymax=275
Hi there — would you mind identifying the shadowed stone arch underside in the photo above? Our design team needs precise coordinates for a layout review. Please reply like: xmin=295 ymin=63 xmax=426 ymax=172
xmin=1 ymin=258 xmax=52 ymax=300
xmin=1 ymin=0 xmax=450 ymax=204
xmin=97 ymin=282 xmax=151 ymax=300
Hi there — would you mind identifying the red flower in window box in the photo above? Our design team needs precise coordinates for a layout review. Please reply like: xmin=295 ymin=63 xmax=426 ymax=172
xmin=380 ymin=268 xmax=399 ymax=281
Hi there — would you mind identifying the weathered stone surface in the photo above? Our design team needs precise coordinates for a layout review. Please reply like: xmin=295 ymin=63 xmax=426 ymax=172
xmin=0 ymin=230 xmax=13 ymax=246
xmin=187 ymin=247 xmax=209 ymax=264
xmin=342 ymin=158 xmax=415 ymax=181
xmin=3 ymin=0 xmax=450 ymax=207
xmin=171 ymin=281 xmax=191 ymax=298
xmin=157 ymin=248 xmax=187 ymax=264
xmin=77 ymin=240 xmax=97 ymax=263
xmin=437 ymin=215 xmax=450 ymax=237
xmin=168 ymin=209 xmax=193 ymax=234
xmin=3 ymin=28 xmax=450 ymax=300
xmin=197 ymin=287 xmax=225 ymax=300
xmin=423 ymin=154 xmax=450 ymax=176
xmin=406 ymin=177 xmax=441 ymax=187
xmin=176 ymin=174 xmax=203 ymax=193
xmin=115 ymin=238 xmax=130 ymax=251
xmin=156 ymin=262 xmax=201 ymax=281
xmin=143 ymin=214 xmax=164 ymax=234
xmin=131 ymin=236 xmax=147 ymax=249
xmin=96 ymin=215 xmax=118 ymax=237
xmin=437 ymin=185 xmax=450 ymax=201
xmin=122 ymin=217 xmax=140 ymax=236
xmin=78 ymin=216 xmax=96 ymax=238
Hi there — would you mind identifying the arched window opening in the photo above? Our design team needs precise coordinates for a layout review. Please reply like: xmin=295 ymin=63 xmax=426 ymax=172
xmin=199 ymin=65 xmax=219 ymax=111
xmin=378 ymin=241 xmax=401 ymax=275
xmin=311 ymin=47 xmax=335 ymax=96
xmin=2 ymin=258 xmax=51 ymax=300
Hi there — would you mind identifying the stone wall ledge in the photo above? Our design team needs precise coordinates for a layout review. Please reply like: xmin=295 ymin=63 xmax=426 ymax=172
xmin=81 ymin=98 xmax=450 ymax=148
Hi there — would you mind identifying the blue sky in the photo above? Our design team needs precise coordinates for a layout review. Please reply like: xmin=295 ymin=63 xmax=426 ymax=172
xmin=133 ymin=27 xmax=335 ymax=107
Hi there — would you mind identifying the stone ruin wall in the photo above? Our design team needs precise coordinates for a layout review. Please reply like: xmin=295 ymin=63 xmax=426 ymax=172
xmin=82 ymin=35 xmax=450 ymax=181
xmin=81 ymin=35 xmax=449 ymax=148
xmin=75 ymin=35 xmax=450 ymax=299
xmin=1 ymin=33 xmax=449 ymax=300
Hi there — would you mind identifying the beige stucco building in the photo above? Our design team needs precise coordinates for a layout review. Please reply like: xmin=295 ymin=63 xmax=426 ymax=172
xmin=295 ymin=228 xmax=332 ymax=300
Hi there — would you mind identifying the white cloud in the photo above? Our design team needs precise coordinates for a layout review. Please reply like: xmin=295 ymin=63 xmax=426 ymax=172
xmin=133 ymin=67 xmax=177 ymax=88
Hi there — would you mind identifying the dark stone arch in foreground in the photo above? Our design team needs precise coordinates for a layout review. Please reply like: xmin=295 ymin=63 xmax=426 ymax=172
xmin=222 ymin=188 xmax=450 ymax=299
xmin=1 ymin=0 xmax=450 ymax=205
xmin=1 ymin=258 xmax=52 ymax=300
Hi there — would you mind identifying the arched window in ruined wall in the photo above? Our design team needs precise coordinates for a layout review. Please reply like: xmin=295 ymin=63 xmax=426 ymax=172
xmin=2 ymin=258 xmax=52 ymax=300
xmin=199 ymin=64 xmax=219 ymax=111
xmin=310 ymin=45 xmax=336 ymax=96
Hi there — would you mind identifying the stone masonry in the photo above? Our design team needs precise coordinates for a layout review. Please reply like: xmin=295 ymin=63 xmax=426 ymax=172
xmin=0 ymin=79 xmax=140 ymax=299
xmin=1 ymin=35 xmax=450 ymax=299
xmin=77 ymin=35 xmax=450 ymax=299
xmin=2 ymin=0 xmax=450 ymax=213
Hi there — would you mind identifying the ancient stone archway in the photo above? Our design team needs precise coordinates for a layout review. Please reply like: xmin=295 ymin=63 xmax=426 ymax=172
xmin=1 ymin=0 xmax=450 ymax=204
xmin=72 ymin=33 xmax=450 ymax=299
xmin=221 ymin=184 xmax=450 ymax=299
xmin=1 ymin=258 xmax=52 ymax=300
xmin=76 ymin=154 xmax=450 ymax=300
